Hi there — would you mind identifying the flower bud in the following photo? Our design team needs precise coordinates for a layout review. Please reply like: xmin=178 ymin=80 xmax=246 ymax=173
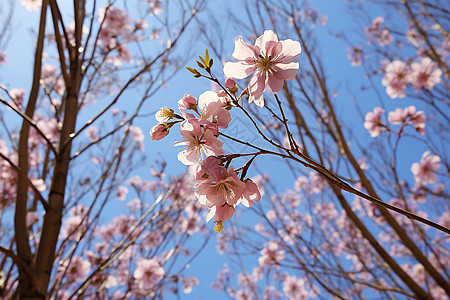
xmin=150 ymin=123 xmax=169 ymax=140
xmin=178 ymin=94 xmax=198 ymax=111
xmin=225 ymin=78 xmax=238 ymax=93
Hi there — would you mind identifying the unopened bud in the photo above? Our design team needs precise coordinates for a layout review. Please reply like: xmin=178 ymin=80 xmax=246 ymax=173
xmin=150 ymin=123 xmax=169 ymax=141
xmin=225 ymin=78 xmax=238 ymax=93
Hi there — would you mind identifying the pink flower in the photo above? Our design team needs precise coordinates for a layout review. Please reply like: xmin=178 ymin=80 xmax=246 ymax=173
xmin=9 ymin=88 xmax=26 ymax=109
xmin=182 ymin=276 xmax=199 ymax=294
xmin=178 ymin=94 xmax=198 ymax=113
xmin=223 ymin=30 xmax=301 ymax=107
xmin=225 ymin=78 xmax=237 ymax=90
xmin=116 ymin=186 xmax=128 ymax=201
xmin=142 ymin=231 xmax=163 ymax=250
xmin=411 ymin=151 xmax=441 ymax=185
xmin=388 ymin=105 xmax=426 ymax=135
xmin=195 ymin=164 xmax=246 ymax=208
xmin=98 ymin=6 xmax=133 ymax=47
xmin=0 ymin=51 xmax=7 ymax=64
xmin=364 ymin=107 xmax=386 ymax=137
xmin=378 ymin=29 xmax=394 ymax=46
xmin=174 ymin=119 xmax=224 ymax=165
xmin=133 ymin=258 xmax=164 ymax=290
xmin=236 ymin=289 xmax=252 ymax=300
xmin=58 ymin=256 xmax=91 ymax=283
xmin=239 ymin=179 xmax=261 ymax=207
xmin=21 ymin=0 xmax=42 ymax=11
xmin=410 ymin=58 xmax=442 ymax=91
xmin=150 ymin=123 xmax=169 ymax=141
xmin=258 ymin=241 xmax=285 ymax=266
xmin=155 ymin=106 xmax=175 ymax=123
xmin=197 ymin=91 xmax=231 ymax=131
xmin=347 ymin=46 xmax=366 ymax=66
xmin=283 ymin=275 xmax=308 ymax=300
xmin=85 ymin=126 xmax=98 ymax=141
xmin=382 ymin=60 xmax=411 ymax=98
xmin=365 ymin=16 xmax=393 ymax=46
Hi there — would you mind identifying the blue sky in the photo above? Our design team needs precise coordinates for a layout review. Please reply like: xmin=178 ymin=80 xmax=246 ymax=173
xmin=1 ymin=0 xmax=446 ymax=298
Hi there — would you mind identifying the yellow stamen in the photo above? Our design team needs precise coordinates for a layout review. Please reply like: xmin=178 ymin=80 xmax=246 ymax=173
xmin=214 ymin=220 xmax=224 ymax=233
xmin=255 ymin=56 xmax=273 ymax=72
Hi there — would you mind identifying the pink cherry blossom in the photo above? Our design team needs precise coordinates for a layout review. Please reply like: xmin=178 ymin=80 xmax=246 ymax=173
xmin=238 ymin=179 xmax=261 ymax=207
xmin=411 ymin=151 xmax=441 ymax=185
xmin=21 ymin=0 xmax=42 ymax=11
xmin=236 ymin=289 xmax=252 ymax=300
xmin=223 ymin=30 xmax=301 ymax=107
xmin=147 ymin=0 xmax=163 ymax=15
xmin=283 ymin=275 xmax=308 ymax=300
xmin=410 ymin=57 xmax=442 ymax=91
xmin=150 ymin=123 xmax=170 ymax=141
xmin=388 ymin=105 xmax=426 ymax=135
xmin=85 ymin=126 xmax=98 ymax=141
xmin=174 ymin=119 xmax=224 ymax=165
xmin=0 ymin=51 xmax=7 ymax=64
xmin=134 ymin=20 xmax=148 ymax=31
xmin=98 ymin=6 xmax=133 ymax=47
xmin=382 ymin=60 xmax=411 ymax=98
xmin=58 ymin=256 xmax=91 ymax=283
xmin=258 ymin=241 xmax=285 ymax=266
xmin=155 ymin=106 xmax=175 ymax=123
xmin=133 ymin=258 xmax=165 ymax=290
xmin=378 ymin=29 xmax=394 ymax=46
xmin=214 ymin=204 xmax=236 ymax=222
xmin=178 ymin=94 xmax=198 ymax=113
xmin=182 ymin=276 xmax=199 ymax=294
xmin=225 ymin=78 xmax=236 ymax=90
xmin=65 ymin=22 xmax=89 ymax=45
xmin=364 ymin=107 xmax=386 ymax=137
xmin=197 ymin=91 xmax=231 ymax=131
xmin=365 ymin=16 xmax=393 ymax=46
xmin=347 ymin=46 xmax=366 ymax=66
xmin=195 ymin=164 xmax=246 ymax=208
xmin=9 ymin=88 xmax=26 ymax=109
xmin=116 ymin=186 xmax=128 ymax=201
xmin=142 ymin=231 xmax=163 ymax=250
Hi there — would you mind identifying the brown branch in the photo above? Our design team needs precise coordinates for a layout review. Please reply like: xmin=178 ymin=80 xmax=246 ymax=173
xmin=15 ymin=0 xmax=48 ymax=297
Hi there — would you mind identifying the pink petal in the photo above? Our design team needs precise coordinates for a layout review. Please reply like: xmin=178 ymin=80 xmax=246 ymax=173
xmin=255 ymin=30 xmax=279 ymax=53
xmin=268 ymin=41 xmax=283 ymax=58
xmin=223 ymin=61 xmax=255 ymax=79
xmin=278 ymin=39 xmax=302 ymax=62
xmin=232 ymin=36 xmax=258 ymax=61
xmin=266 ymin=74 xmax=285 ymax=93
xmin=273 ymin=62 xmax=299 ymax=80
xmin=215 ymin=204 xmax=235 ymax=221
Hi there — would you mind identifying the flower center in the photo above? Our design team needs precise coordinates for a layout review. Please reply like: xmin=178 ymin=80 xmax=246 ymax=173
xmin=255 ymin=55 xmax=273 ymax=72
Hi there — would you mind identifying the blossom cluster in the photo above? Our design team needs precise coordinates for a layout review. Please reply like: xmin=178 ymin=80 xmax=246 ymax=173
xmin=364 ymin=105 xmax=426 ymax=137
xmin=150 ymin=91 xmax=261 ymax=231
xmin=364 ymin=17 xmax=393 ymax=46
xmin=149 ymin=30 xmax=303 ymax=231
xmin=382 ymin=58 xmax=442 ymax=98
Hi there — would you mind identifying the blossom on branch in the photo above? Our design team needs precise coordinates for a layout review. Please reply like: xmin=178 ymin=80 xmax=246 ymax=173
xmin=381 ymin=60 xmax=411 ymax=99
xmin=223 ymin=30 xmax=301 ymax=107
xmin=411 ymin=151 xmax=441 ymax=186
xmin=364 ymin=107 xmax=386 ymax=137
xmin=410 ymin=57 xmax=442 ymax=91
